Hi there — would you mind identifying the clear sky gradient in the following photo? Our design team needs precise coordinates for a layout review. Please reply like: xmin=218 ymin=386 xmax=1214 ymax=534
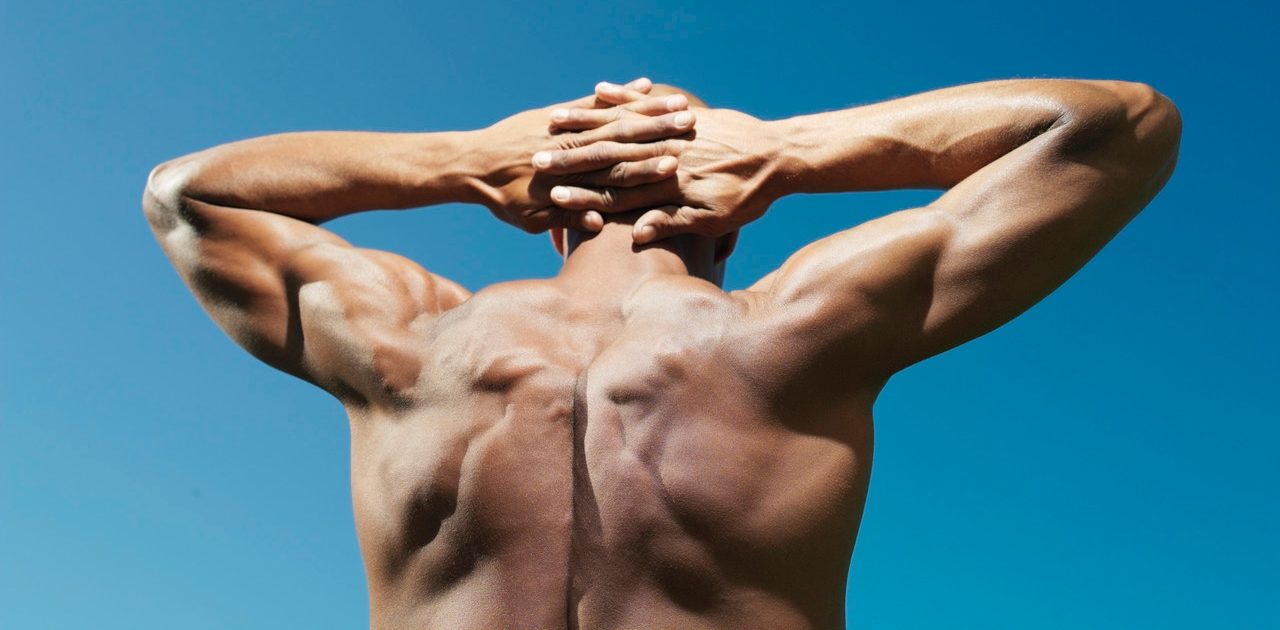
xmin=2 ymin=1 xmax=1276 ymax=628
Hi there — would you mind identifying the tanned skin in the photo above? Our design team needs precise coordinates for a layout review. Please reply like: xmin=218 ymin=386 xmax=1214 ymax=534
xmin=144 ymin=78 xmax=1181 ymax=629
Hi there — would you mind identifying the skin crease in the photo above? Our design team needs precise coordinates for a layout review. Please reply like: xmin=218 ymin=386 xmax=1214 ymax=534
xmin=143 ymin=79 xmax=1180 ymax=629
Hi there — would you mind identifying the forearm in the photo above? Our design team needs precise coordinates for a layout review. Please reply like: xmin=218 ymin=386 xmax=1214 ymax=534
xmin=150 ymin=130 xmax=489 ymax=223
xmin=767 ymin=79 xmax=1130 ymax=195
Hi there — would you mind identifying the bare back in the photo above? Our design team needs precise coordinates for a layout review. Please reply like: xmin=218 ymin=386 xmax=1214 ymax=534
xmin=144 ymin=78 xmax=1179 ymax=630
xmin=346 ymin=274 xmax=872 ymax=630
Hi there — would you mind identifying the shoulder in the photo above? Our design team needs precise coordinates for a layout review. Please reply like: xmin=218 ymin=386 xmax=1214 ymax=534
xmin=719 ymin=210 xmax=954 ymax=392
xmin=290 ymin=245 xmax=473 ymax=322
xmin=645 ymin=274 xmax=740 ymax=305
xmin=458 ymin=278 xmax=566 ymax=316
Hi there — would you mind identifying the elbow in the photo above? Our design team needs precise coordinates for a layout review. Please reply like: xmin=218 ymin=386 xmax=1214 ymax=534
xmin=1106 ymin=81 xmax=1182 ymax=150
xmin=1060 ymin=80 xmax=1182 ymax=166
xmin=142 ymin=158 xmax=199 ymax=231
xmin=1120 ymin=83 xmax=1183 ymax=181
xmin=1143 ymin=86 xmax=1182 ymax=166
xmin=1107 ymin=81 xmax=1181 ymax=141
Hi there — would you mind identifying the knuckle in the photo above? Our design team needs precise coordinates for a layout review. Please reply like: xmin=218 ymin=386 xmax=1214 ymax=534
xmin=614 ymin=119 xmax=638 ymax=139
xmin=609 ymin=162 xmax=629 ymax=184
xmin=585 ymin=144 xmax=608 ymax=165
xmin=556 ymin=135 xmax=586 ymax=151
xmin=599 ymin=187 xmax=617 ymax=209
xmin=567 ymin=147 xmax=595 ymax=168
xmin=551 ymin=149 xmax=572 ymax=168
xmin=627 ymin=118 xmax=654 ymax=136
xmin=598 ymin=141 xmax=624 ymax=164
xmin=624 ymin=119 xmax=650 ymax=138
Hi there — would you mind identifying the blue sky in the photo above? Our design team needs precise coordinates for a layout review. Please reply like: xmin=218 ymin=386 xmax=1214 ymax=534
xmin=2 ymin=1 xmax=1276 ymax=628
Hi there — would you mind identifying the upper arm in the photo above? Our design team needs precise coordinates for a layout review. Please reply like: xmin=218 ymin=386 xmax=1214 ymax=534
xmin=755 ymin=81 xmax=1181 ymax=376
xmin=143 ymin=163 xmax=470 ymax=401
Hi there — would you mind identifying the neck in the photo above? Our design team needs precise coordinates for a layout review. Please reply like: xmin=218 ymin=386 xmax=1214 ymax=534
xmin=557 ymin=221 xmax=720 ymax=294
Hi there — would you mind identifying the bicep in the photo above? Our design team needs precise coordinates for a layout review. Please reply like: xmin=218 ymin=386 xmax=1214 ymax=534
xmin=914 ymin=85 xmax=1178 ymax=362
xmin=757 ymin=188 xmax=1091 ymax=379
xmin=145 ymin=188 xmax=467 ymax=397
xmin=753 ymin=206 xmax=954 ymax=376
xmin=760 ymin=83 xmax=1179 ymax=374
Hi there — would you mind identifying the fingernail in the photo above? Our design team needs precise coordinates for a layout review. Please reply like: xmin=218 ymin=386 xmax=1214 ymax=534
xmin=637 ymin=225 xmax=658 ymax=243
xmin=674 ymin=112 xmax=693 ymax=128
xmin=533 ymin=152 xmax=552 ymax=168
xmin=552 ymin=186 xmax=571 ymax=202
xmin=634 ymin=77 xmax=652 ymax=89
xmin=551 ymin=108 xmax=569 ymax=122
xmin=658 ymin=156 xmax=677 ymax=173
xmin=598 ymin=82 xmax=619 ymax=93
xmin=666 ymin=94 xmax=686 ymax=110
xmin=585 ymin=211 xmax=603 ymax=230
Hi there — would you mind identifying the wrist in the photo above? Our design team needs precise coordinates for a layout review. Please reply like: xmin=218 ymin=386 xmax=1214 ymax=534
xmin=455 ymin=124 xmax=543 ymax=212
xmin=424 ymin=129 xmax=494 ymax=208
xmin=757 ymin=118 xmax=809 ymax=201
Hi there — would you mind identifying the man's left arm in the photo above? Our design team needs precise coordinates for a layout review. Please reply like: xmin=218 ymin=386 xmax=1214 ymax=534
xmin=144 ymin=88 xmax=695 ymax=400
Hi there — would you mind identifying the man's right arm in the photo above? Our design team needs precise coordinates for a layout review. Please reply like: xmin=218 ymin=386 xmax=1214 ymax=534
xmin=752 ymin=80 xmax=1181 ymax=374
xmin=543 ymin=79 xmax=1182 ymax=376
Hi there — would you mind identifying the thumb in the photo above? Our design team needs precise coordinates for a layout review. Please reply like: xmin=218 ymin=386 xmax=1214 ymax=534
xmin=596 ymin=80 xmax=651 ymax=105
xmin=541 ymin=208 xmax=604 ymax=233
xmin=624 ymin=77 xmax=653 ymax=93
xmin=633 ymin=206 xmax=702 ymax=244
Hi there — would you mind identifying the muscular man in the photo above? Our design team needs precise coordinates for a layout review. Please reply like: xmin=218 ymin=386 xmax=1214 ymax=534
xmin=143 ymin=77 xmax=1181 ymax=629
